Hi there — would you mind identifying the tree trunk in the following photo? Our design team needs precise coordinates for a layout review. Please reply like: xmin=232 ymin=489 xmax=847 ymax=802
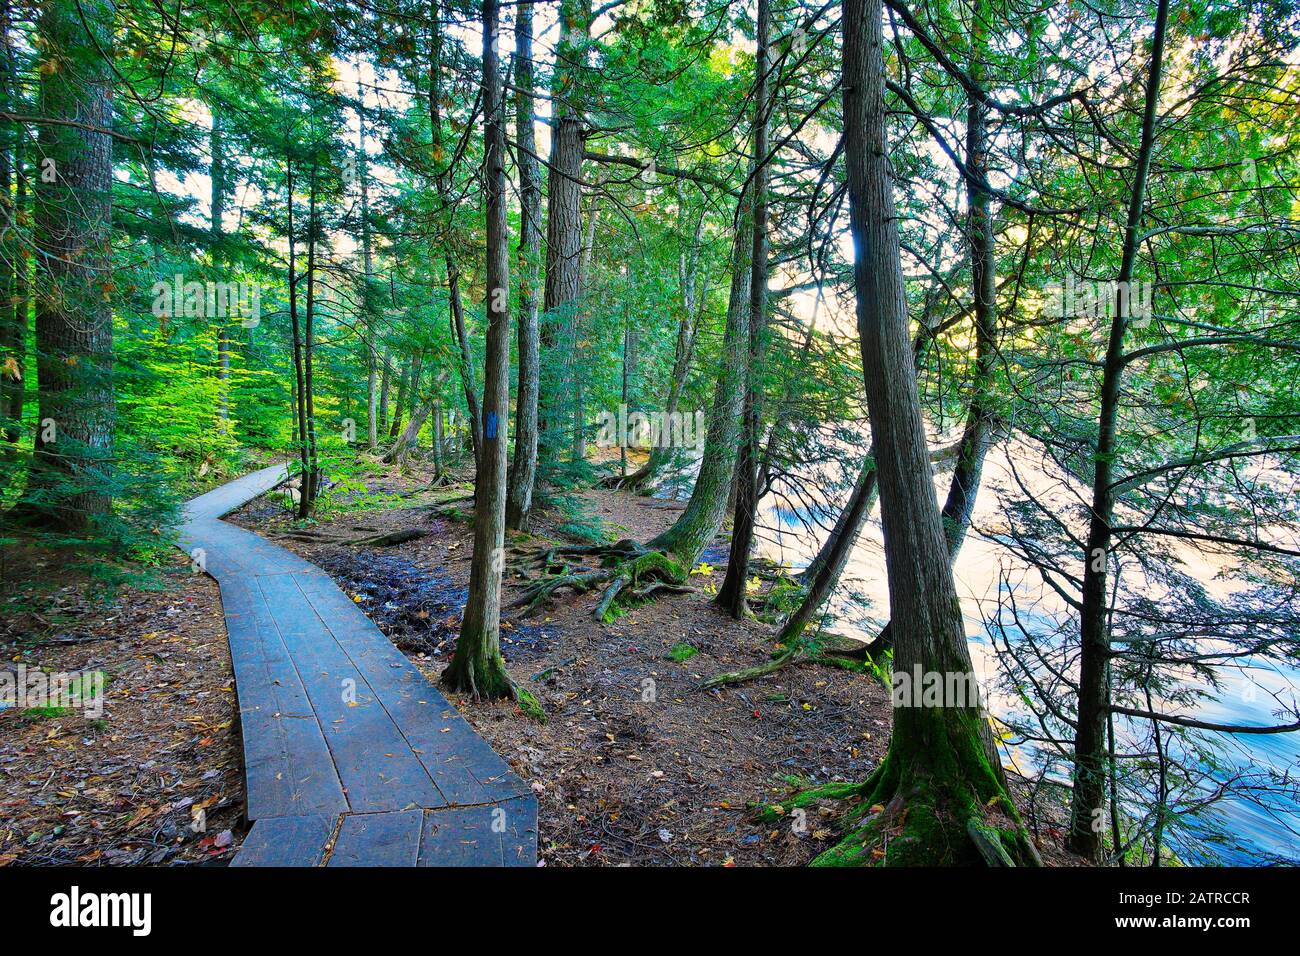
xmin=384 ymin=354 xmax=434 ymax=467
xmin=780 ymin=451 xmax=878 ymax=647
xmin=210 ymin=103 xmax=230 ymax=423
xmin=798 ymin=451 xmax=880 ymax=585
xmin=389 ymin=357 xmax=410 ymax=440
xmin=861 ymin=26 xmax=1002 ymax=659
xmin=570 ymin=194 xmax=600 ymax=462
xmin=358 ymin=78 xmax=379 ymax=451
xmin=429 ymin=0 xmax=481 ymax=469
xmin=541 ymin=0 xmax=589 ymax=453
xmin=432 ymin=400 xmax=444 ymax=478
xmin=0 ymin=3 xmax=22 ymax=447
xmin=716 ymin=0 xmax=771 ymax=617
xmin=378 ymin=347 xmax=392 ymax=432
xmin=1068 ymin=0 xmax=1170 ymax=863
xmin=443 ymin=0 xmax=514 ymax=700
xmin=646 ymin=185 xmax=753 ymax=568
xmin=286 ymin=162 xmax=310 ymax=513
xmin=298 ymin=167 xmax=321 ymax=518
xmin=817 ymin=0 xmax=1037 ymax=867
xmin=937 ymin=12 xmax=997 ymax=560
xmin=610 ymin=210 xmax=706 ymax=492
xmin=505 ymin=0 xmax=541 ymax=529
xmin=24 ymin=0 xmax=115 ymax=531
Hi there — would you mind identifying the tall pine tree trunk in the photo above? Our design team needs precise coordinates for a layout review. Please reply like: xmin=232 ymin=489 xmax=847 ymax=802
xmin=286 ymin=161 xmax=311 ymax=513
xmin=815 ymin=0 xmax=1037 ymax=866
xmin=0 ymin=1 xmax=22 ymax=448
xmin=210 ymin=103 xmax=230 ymax=423
xmin=25 ymin=0 xmax=115 ymax=531
xmin=1068 ymin=0 xmax=1170 ymax=863
xmin=541 ymin=0 xmax=588 ymax=453
xmin=297 ymin=166 xmax=321 ymax=518
xmin=443 ymin=0 xmax=514 ymax=700
xmin=716 ymin=0 xmax=771 ymax=616
xmin=506 ymin=0 xmax=541 ymax=529
xmin=357 ymin=77 xmax=379 ymax=451
xmin=860 ymin=26 xmax=1002 ymax=661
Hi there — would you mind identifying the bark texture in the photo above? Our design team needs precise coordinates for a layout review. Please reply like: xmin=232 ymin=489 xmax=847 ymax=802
xmin=506 ymin=0 xmax=541 ymax=529
xmin=26 ymin=0 xmax=115 ymax=531
xmin=443 ymin=0 xmax=514 ymax=700
xmin=813 ymin=0 xmax=1036 ymax=866
xmin=716 ymin=0 xmax=771 ymax=617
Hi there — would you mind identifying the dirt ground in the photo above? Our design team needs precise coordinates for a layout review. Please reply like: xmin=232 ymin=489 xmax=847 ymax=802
xmin=0 ymin=548 xmax=247 ymax=866
xmin=228 ymin=457 xmax=1078 ymax=866
xmin=0 ymin=454 xmax=1076 ymax=867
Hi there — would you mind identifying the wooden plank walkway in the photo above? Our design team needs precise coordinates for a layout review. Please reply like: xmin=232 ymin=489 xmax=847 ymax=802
xmin=180 ymin=464 xmax=536 ymax=866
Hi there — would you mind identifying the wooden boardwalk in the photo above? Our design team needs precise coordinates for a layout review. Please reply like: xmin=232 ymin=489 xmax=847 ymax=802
xmin=180 ymin=465 xmax=536 ymax=866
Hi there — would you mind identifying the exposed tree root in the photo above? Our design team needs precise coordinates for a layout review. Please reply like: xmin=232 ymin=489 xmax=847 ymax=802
xmin=700 ymin=631 xmax=879 ymax=689
xmin=599 ymin=461 xmax=655 ymax=491
xmin=758 ymin=718 xmax=1043 ymax=867
xmin=509 ymin=539 xmax=692 ymax=620
xmin=511 ymin=569 xmax=610 ymax=616
xmin=701 ymin=643 xmax=805 ymax=688
xmin=351 ymin=528 xmax=429 ymax=547
xmin=440 ymin=651 xmax=547 ymax=722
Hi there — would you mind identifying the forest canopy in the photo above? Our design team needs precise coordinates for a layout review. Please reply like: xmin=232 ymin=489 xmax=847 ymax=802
xmin=1 ymin=0 xmax=1298 ymax=870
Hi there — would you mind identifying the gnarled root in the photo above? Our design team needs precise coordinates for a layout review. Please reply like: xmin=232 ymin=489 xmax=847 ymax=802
xmin=700 ymin=631 xmax=878 ymax=690
xmin=700 ymin=644 xmax=807 ymax=689
xmin=440 ymin=649 xmax=546 ymax=722
xmin=510 ymin=540 xmax=692 ymax=620
xmin=765 ymin=709 xmax=1043 ymax=867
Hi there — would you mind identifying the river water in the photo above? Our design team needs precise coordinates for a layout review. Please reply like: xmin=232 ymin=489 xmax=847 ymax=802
xmin=673 ymin=439 xmax=1300 ymax=865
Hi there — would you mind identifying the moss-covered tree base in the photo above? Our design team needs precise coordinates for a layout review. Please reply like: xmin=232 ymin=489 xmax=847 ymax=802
xmin=441 ymin=646 xmax=548 ymax=722
xmin=440 ymin=642 xmax=516 ymax=700
xmin=762 ymin=712 xmax=1042 ymax=867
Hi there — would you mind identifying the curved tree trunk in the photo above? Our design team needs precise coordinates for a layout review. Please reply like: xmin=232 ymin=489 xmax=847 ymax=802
xmin=817 ymin=0 xmax=1036 ymax=867
xmin=798 ymin=450 xmax=880 ymax=586
xmin=646 ymin=185 xmax=754 ymax=568
xmin=781 ymin=452 xmax=878 ymax=644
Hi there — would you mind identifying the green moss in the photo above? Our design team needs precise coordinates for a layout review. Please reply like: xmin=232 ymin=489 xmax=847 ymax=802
xmin=628 ymin=550 xmax=686 ymax=584
xmin=667 ymin=641 xmax=698 ymax=662
xmin=755 ymin=780 xmax=862 ymax=825
xmin=515 ymin=686 xmax=548 ymax=723
xmin=805 ymin=706 xmax=1041 ymax=867
xmin=599 ymin=601 xmax=629 ymax=624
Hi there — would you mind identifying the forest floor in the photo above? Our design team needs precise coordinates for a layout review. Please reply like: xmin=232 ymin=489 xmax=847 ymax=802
xmin=226 ymin=454 xmax=1079 ymax=867
xmin=0 ymin=547 xmax=246 ymax=865
xmin=0 ymin=453 xmax=1078 ymax=866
